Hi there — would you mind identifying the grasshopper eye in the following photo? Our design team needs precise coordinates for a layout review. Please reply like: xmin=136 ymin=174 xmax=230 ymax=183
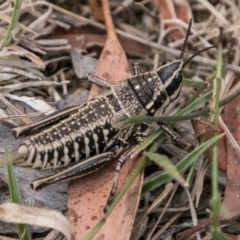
xmin=162 ymin=60 xmax=171 ymax=65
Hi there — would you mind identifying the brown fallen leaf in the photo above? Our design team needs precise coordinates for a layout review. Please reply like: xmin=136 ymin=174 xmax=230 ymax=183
xmin=191 ymin=118 xmax=218 ymax=137
xmin=55 ymin=32 xmax=150 ymax=58
xmin=157 ymin=0 xmax=192 ymax=37
xmin=67 ymin=0 xmax=144 ymax=239
xmin=222 ymin=94 xmax=240 ymax=217
xmin=191 ymin=118 xmax=227 ymax=172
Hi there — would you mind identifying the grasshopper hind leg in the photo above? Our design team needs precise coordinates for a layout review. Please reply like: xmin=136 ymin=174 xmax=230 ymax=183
xmin=30 ymin=152 xmax=115 ymax=191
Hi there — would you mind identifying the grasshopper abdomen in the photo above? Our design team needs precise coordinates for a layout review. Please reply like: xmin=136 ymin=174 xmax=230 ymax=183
xmin=16 ymin=92 xmax=121 ymax=170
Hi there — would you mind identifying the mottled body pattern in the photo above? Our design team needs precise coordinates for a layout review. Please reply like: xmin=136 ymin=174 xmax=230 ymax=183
xmin=16 ymin=61 xmax=181 ymax=172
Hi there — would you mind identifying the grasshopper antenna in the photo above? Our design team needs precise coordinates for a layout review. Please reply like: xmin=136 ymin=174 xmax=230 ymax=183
xmin=178 ymin=19 xmax=216 ymax=67
xmin=183 ymin=45 xmax=216 ymax=68
xmin=179 ymin=19 xmax=192 ymax=60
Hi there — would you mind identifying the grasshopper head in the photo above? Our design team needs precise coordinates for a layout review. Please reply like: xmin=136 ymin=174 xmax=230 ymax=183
xmin=157 ymin=60 xmax=183 ymax=101
xmin=156 ymin=19 xmax=215 ymax=102
xmin=156 ymin=19 xmax=191 ymax=102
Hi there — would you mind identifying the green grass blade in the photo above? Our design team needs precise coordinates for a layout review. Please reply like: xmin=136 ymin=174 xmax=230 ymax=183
xmin=212 ymin=230 xmax=229 ymax=240
xmin=184 ymin=71 xmax=216 ymax=106
xmin=183 ymin=78 xmax=205 ymax=88
xmin=1 ymin=0 xmax=22 ymax=47
xmin=136 ymin=128 xmax=163 ymax=152
xmin=211 ymin=34 xmax=224 ymax=239
xmin=145 ymin=153 xmax=186 ymax=187
xmin=121 ymin=90 xmax=212 ymax=125
xmin=142 ymin=134 xmax=224 ymax=193
xmin=4 ymin=143 xmax=31 ymax=240
xmin=176 ymin=91 xmax=212 ymax=116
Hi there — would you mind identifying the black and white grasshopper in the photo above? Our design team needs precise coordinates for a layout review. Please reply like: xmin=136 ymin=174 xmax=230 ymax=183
xmin=3 ymin=20 xmax=214 ymax=206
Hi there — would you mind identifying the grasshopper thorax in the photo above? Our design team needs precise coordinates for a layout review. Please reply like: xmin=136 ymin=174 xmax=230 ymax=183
xmin=157 ymin=59 xmax=183 ymax=101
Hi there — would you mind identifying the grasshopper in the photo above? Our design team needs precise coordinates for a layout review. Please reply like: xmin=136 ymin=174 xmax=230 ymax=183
xmin=2 ymin=20 xmax=214 ymax=206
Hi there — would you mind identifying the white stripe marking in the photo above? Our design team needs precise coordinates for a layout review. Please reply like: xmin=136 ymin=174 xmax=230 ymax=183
xmin=84 ymin=137 xmax=90 ymax=158
xmin=93 ymin=133 xmax=99 ymax=154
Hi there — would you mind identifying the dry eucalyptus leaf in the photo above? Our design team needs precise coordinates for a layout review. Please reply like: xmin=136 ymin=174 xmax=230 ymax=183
xmin=68 ymin=1 xmax=143 ymax=239
xmin=222 ymin=94 xmax=240 ymax=217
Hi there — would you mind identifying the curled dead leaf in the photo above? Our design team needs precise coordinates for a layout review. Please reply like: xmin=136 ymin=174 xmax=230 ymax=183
xmin=191 ymin=118 xmax=227 ymax=171
xmin=0 ymin=203 xmax=71 ymax=240
xmin=191 ymin=118 xmax=218 ymax=138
